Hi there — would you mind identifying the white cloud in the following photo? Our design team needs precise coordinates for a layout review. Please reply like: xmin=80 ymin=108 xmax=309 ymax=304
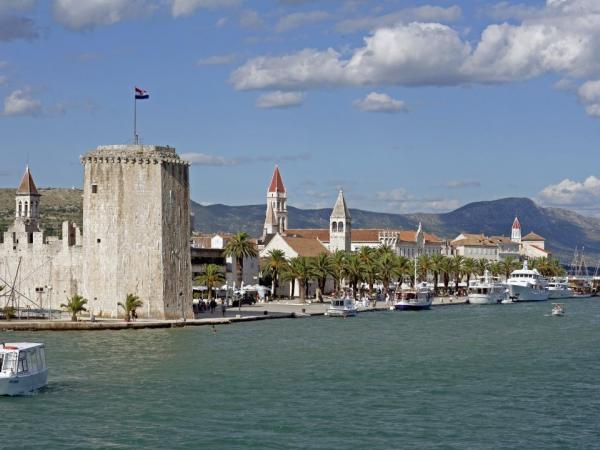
xmin=256 ymin=91 xmax=304 ymax=109
xmin=3 ymin=89 xmax=42 ymax=117
xmin=53 ymin=0 xmax=155 ymax=29
xmin=171 ymin=0 xmax=241 ymax=18
xmin=239 ymin=9 xmax=262 ymax=29
xmin=197 ymin=54 xmax=236 ymax=65
xmin=375 ymin=188 xmax=460 ymax=213
xmin=578 ymin=80 xmax=600 ymax=116
xmin=538 ymin=176 xmax=600 ymax=215
xmin=486 ymin=2 xmax=540 ymax=21
xmin=0 ymin=15 xmax=38 ymax=41
xmin=231 ymin=0 xmax=600 ymax=119
xmin=445 ymin=180 xmax=481 ymax=189
xmin=353 ymin=92 xmax=406 ymax=113
xmin=336 ymin=5 xmax=461 ymax=33
xmin=0 ymin=0 xmax=36 ymax=14
xmin=276 ymin=10 xmax=330 ymax=33
xmin=181 ymin=153 xmax=237 ymax=166
xmin=0 ymin=76 xmax=7 ymax=86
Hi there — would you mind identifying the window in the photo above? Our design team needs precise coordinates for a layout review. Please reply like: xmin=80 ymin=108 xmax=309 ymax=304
xmin=338 ymin=222 xmax=344 ymax=232
xmin=97 ymin=238 xmax=101 ymax=243
xmin=0 ymin=354 xmax=3 ymax=371
xmin=332 ymin=222 xmax=337 ymax=232
xmin=18 ymin=354 xmax=28 ymax=374
xmin=91 ymin=184 xmax=98 ymax=194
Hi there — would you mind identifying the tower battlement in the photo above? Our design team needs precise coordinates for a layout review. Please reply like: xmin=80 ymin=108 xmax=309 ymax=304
xmin=81 ymin=145 xmax=188 ymax=165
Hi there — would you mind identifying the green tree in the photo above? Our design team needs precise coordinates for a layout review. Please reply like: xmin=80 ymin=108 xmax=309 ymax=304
xmin=429 ymin=253 xmax=446 ymax=295
xmin=395 ymin=256 xmax=413 ymax=289
xmin=474 ymin=258 xmax=489 ymax=276
xmin=439 ymin=256 xmax=452 ymax=293
xmin=194 ymin=264 xmax=226 ymax=300
xmin=61 ymin=294 xmax=88 ymax=322
xmin=358 ymin=247 xmax=378 ymax=294
xmin=117 ymin=293 xmax=144 ymax=322
xmin=343 ymin=253 xmax=365 ymax=299
xmin=417 ymin=254 xmax=431 ymax=282
xmin=223 ymin=232 xmax=258 ymax=289
xmin=377 ymin=247 xmax=399 ymax=296
xmin=261 ymin=249 xmax=288 ymax=299
xmin=499 ymin=256 xmax=519 ymax=280
xmin=310 ymin=252 xmax=333 ymax=301
xmin=282 ymin=257 xmax=314 ymax=303
xmin=463 ymin=258 xmax=476 ymax=287
xmin=450 ymin=255 xmax=465 ymax=292
xmin=330 ymin=251 xmax=347 ymax=293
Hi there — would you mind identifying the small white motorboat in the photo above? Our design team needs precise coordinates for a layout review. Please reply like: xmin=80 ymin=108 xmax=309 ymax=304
xmin=0 ymin=343 xmax=48 ymax=396
xmin=327 ymin=298 xmax=358 ymax=317
xmin=551 ymin=303 xmax=565 ymax=317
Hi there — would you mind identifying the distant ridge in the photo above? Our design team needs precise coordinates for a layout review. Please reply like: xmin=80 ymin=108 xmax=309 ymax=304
xmin=1 ymin=189 xmax=598 ymax=263
xmin=191 ymin=198 xmax=600 ymax=263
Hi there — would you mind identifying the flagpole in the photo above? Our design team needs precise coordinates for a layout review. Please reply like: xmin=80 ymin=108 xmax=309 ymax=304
xmin=133 ymin=93 xmax=138 ymax=144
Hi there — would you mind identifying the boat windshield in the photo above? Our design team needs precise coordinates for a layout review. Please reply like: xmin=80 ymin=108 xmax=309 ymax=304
xmin=0 ymin=354 xmax=3 ymax=371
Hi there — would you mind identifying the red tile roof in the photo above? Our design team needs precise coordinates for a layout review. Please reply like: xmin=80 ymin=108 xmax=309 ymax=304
xmin=522 ymin=232 xmax=545 ymax=242
xmin=16 ymin=166 xmax=39 ymax=196
xmin=283 ymin=236 xmax=329 ymax=257
xmin=268 ymin=166 xmax=285 ymax=193
xmin=286 ymin=228 xmax=443 ymax=244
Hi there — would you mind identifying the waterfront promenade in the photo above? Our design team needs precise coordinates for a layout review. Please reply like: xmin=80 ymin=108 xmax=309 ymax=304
xmin=0 ymin=296 xmax=467 ymax=331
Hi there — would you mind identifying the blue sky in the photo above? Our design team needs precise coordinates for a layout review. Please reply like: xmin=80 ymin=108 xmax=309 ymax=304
xmin=2 ymin=0 xmax=600 ymax=216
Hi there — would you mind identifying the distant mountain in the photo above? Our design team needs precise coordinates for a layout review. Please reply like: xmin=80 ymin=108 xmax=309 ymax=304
xmin=191 ymin=198 xmax=600 ymax=263
xmin=1 ymin=188 xmax=598 ymax=263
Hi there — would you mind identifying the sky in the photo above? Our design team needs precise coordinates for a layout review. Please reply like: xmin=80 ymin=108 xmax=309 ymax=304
xmin=2 ymin=0 xmax=600 ymax=216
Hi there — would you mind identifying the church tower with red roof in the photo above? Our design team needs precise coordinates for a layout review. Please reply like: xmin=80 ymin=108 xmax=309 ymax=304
xmin=511 ymin=217 xmax=521 ymax=243
xmin=14 ymin=165 xmax=41 ymax=232
xmin=264 ymin=166 xmax=287 ymax=237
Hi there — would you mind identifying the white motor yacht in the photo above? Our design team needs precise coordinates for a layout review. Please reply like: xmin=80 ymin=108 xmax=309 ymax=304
xmin=507 ymin=261 xmax=549 ymax=302
xmin=0 ymin=343 xmax=48 ymax=396
xmin=468 ymin=270 xmax=507 ymax=305
xmin=327 ymin=298 xmax=358 ymax=317
xmin=394 ymin=282 xmax=434 ymax=311
xmin=548 ymin=280 xmax=573 ymax=299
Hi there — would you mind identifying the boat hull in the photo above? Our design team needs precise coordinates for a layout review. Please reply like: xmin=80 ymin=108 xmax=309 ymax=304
xmin=327 ymin=308 xmax=357 ymax=317
xmin=394 ymin=302 xmax=432 ymax=311
xmin=508 ymin=284 xmax=549 ymax=302
xmin=548 ymin=290 xmax=573 ymax=300
xmin=0 ymin=370 xmax=48 ymax=396
xmin=468 ymin=293 xmax=504 ymax=305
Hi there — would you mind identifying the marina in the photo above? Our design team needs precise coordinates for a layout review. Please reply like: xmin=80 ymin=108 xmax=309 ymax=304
xmin=1 ymin=297 xmax=599 ymax=448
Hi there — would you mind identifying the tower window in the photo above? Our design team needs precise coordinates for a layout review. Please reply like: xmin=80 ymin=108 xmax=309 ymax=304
xmin=92 ymin=184 xmax=98 ymax=194
xmin=97 ymin=238 xmax=101 ymax=244
xmin=332 ymin=222 xmax=338 ymax=232
xmin=339 ymin=222 xmax=344 ymax=232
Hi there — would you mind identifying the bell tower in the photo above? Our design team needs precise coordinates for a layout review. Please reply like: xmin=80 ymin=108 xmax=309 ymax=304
xmin=264 ymin=166 xmax=287 ymax=236
xmin=511 ymin=217 xmax=521 ymax=243
xmin=14 ymin=165 xmax=41 ymax=232
xmin=329 ymin=190 xmax=351 ymax=253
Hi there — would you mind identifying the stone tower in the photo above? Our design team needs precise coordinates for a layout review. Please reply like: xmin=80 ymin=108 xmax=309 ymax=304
xmin=264 ymin=166 xmax=287 ymax=236
xmin=80 ymin=145 xmax=193 ymax=319
xmin=511 ymin=217 xmax=521 ymax=243
xmin=14 ymin=166 xmax=41 ymax=233
xmin=329 ymin=190 xmax=351 ymax=253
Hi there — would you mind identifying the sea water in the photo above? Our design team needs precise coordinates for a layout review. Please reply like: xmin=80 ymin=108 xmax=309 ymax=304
xmin=2 ymin=298 xmax=600 ymax=449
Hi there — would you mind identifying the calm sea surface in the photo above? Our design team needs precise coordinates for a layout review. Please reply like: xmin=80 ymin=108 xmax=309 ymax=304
xmin=2 ymin=299 xmax=600 ymax=449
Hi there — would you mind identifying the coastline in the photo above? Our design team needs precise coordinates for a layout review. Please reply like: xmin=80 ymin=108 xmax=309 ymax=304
xmin=0 ymin=297 xmax=468 ymax=331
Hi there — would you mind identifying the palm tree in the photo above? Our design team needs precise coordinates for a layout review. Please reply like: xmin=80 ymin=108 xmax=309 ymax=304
xmin=61 ymin=294 xmax=88 ymax=322
xmin=489 ymin=261 xmax=502 ymax=277
xmin=330 ymin=251 xmax=347 ymax=293
xmin=417 ymin=254 xmax=431 ymax=282
xmin=358 ymin=247 xmax=378 ymax=294
xmin=474 ymin=258 xmax=489 ymax=276
xmin=342 ymin=253 xmax=364 ymax=299
xmin=223 ymin=232 xmax=258 ymax=289
xmin=194 ymin=264 xmax=226 ymax=300
xmin=310 ymin=252 xmax=333 ymax=301
xmin=261 ymin=249 xmax=288 ymax=299
xmin=499 ymin=256 xmax=518 ymax=280
xmin=117 ymin=293 xmax=143 ymax=322
xmin=463 ymin=258 xmax=476 ymax=287
xmin=377 ymin=249 xmax=399 ymax=296
xmin=395 ymin=256 xmax=412 ymax=290
xmin=439 ymin=257 xmax=452 ymax=293
xmin=450 ymin=255 xmax=465 ymax=293
xmin=429 ymin=253 xmax=445 ymax=295
xmin=282 ymin=257 xmax=314 ymax=303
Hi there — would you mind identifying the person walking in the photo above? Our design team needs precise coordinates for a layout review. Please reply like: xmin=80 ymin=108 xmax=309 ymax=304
xmin=221 ymin=299 xmax=226 ymax=317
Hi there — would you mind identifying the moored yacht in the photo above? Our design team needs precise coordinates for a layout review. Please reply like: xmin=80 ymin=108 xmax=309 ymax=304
xmin=468 ymin=270 xmax=507 ymax=305
xmin=394 ymin=282 xmax=434 ymax=311
xmin=548 ymin=279 xmax=573 ymax=299
xmin=507 ymin=260 xmax=549 ymax=302
xmin=327 ymin=297 xmax=358 ymax=317
xmin=0 ymin=343 xmax=48 ymax=396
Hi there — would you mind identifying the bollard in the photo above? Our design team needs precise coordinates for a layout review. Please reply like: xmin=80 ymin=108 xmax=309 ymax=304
xmin=302 ymin=308 xmax=306 ymax=313
xmin=264 ymin=311 xmax=268 ymax=315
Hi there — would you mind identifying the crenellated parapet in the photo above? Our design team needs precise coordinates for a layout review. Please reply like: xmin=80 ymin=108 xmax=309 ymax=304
xmin=80 ymin=145 xmax=190 ymax=166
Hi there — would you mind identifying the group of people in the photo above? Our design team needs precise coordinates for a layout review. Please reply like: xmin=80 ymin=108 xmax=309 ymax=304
xmin=194 ymin=298 xmax=227 ymax=317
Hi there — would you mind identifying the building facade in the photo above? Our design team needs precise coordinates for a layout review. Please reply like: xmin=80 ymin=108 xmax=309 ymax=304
xmin=0 ymin=144 xmax=194 ymax=320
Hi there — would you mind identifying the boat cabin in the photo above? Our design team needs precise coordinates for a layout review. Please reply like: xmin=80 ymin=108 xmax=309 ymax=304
xmin=0 ymin=343 xmax=47 ymax=377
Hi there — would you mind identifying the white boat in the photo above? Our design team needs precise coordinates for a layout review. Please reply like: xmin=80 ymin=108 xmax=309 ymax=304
xmin=506 ymin=261 xmax=549 ymax=302
xmin=468 ymin=270 xmax=507 ymax=305
xmin=0 ymin=343 xmax=48 ymax=396
xmin=327 ymin=298 xmax=358 ymax=317
xmin=552 ymin=303 xmax=565 ymax=316
xmin=548 ymin=280 xmax=573 ymax=299
xmin=394 ymin=282 xmax=434 ymax=311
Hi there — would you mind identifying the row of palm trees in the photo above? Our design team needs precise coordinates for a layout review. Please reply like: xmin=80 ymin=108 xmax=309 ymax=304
xmin=261 ymin=246 xmax=566 ymax=301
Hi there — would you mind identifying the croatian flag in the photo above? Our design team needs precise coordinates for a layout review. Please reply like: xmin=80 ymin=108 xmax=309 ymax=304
xmin=135 ymin=87 xmax=149 ymax=100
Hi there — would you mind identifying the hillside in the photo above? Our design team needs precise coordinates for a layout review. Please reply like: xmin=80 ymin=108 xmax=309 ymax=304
xmin=191 ymin=198 xmax=600 ymax=263
xmin=2 ymin=188 xmax=598 ymax=263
